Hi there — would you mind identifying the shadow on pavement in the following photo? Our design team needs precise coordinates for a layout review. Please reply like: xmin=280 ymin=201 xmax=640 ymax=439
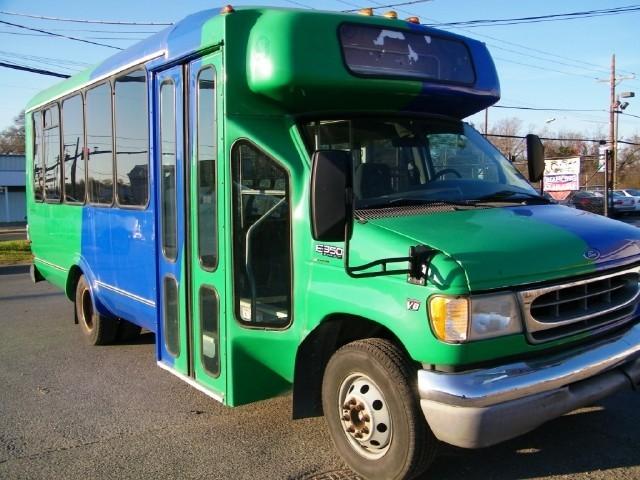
xmin=425 ymin=401 xmax=639 ymax=479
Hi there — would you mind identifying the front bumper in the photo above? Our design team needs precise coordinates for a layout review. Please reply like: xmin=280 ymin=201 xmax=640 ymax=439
xmin=418 ymin=323 xmax=640 ymax=449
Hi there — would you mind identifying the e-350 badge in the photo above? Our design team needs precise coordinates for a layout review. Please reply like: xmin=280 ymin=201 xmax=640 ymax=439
xmin=315 ymin=244 xmax=344 ymax=259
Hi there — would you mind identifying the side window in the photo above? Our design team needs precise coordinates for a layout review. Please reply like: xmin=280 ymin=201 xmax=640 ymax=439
xmin=196 ymin=67 xmax=217 ymax=269
xmin=62 ymin=94 xmax=86 ymax=203
xmin=232 ymin=141 xmax=291 ymax=328
xmin=43 ymin=104 xmax=61 ymax=202
xmin=32 ymin=111 xmax=43 ymax=202
xmin=114 ymin=69 xmax=149 ymax=207
xmin=160 ymin=80 xmax=177 ymax=260
xmin=86 ymin=83 xmax=113 ymax=205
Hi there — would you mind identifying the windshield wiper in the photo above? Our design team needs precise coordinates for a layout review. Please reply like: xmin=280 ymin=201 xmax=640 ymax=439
xmin=471 ymin=190 xmax=550 ymax=205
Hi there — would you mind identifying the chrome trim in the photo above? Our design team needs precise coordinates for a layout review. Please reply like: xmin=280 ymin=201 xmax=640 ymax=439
xmin=26 ymin=50 xmax=166 ymax=113
xmin=418 ymin=322 xmax=640 ymax=408
xmin=34 ymin=257 xmax=67 ymax=272
xmin=95 ymin=280 xmax=156 ymax=307
xmin=157 ymin=362 xmax=224 ymax=403
xmin=518 ymin=266 xmax=640 ymax=342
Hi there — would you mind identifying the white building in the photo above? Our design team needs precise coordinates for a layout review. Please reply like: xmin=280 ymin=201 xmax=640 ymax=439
xmin=0 ymin=155 xmax=26 ymax=224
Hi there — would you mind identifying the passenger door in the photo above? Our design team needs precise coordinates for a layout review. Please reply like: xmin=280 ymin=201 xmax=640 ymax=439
xmin=155 ymin=52 xmax=226 ymax=400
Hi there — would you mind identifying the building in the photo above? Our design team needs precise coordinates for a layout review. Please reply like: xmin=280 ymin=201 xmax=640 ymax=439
xmin=0 ymin=155 xmax=26 ymax=224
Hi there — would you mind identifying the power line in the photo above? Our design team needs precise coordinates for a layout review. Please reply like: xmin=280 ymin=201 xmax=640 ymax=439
xmin=492 ymin=56 xmax=600 ymax=81
xmin=364 ymin=0 xmax=636 ymax=78
xmin=432 ymin=5 xmax=640 ymax=28
xmin=494 ymin=105 xmax=606 ymax=113
xmin=0 ymin=11 xmax=172 ymax=26
xmin=0 ymin=61 xmax=70 ymax=78
xmin=342 ymin=0 xmax=433 ymax=12
xmin=0 ymin=19 xmax=122 ymax=50
xmin=487 ymin=133 xmax=640 ymax=146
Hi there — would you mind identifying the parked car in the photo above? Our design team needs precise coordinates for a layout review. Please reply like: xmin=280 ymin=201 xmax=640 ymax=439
xmin=611 ymin=191 xmax=635 ymax=215
xmin=566 ymin=190 xmax=604 ymax=213
xmin=615 ymin=189 xmax=640 ymax=212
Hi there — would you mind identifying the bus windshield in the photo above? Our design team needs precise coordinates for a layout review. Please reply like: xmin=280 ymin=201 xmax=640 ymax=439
xmin=301 ymin=118 xmax=542 ymax=209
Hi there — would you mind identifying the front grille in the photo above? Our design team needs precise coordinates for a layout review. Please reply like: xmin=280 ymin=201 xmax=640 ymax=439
xmin=519 ymin=267 xmax=640 ymax=343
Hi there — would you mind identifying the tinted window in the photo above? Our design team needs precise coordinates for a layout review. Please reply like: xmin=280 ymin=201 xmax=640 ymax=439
xmin=200 ymin=286 xmax=220 ymax=376
xmin=32 ymin=111 xmax=43 ymax=201
xmin=340 ymin=24 xmax=475 ymax=84
xmin=232 ymin=142 xmax=291 ymax=327
xmin=197 ymin=68 xmax=217 ymax=270
xmin=62 ymin=94 xmax=86 ymax=203
xmin=86 ymin=83 xmax=113 ymax=204
xmin=160 ymin=80 xmax=177 ymax=261
xmin=163 ymin=276 xmax=180 ymax=357
xmin=115 ymin=69 xmax=149 ymax=206
xmin=43 ymin=104 xmax=61 ymax=201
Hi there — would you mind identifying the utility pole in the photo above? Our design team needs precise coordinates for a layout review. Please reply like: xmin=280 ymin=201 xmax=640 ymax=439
xmin=609 ymin=54 xmax=616 ymax=192
xmin=484 ymin=108 xmax=488 ymax=135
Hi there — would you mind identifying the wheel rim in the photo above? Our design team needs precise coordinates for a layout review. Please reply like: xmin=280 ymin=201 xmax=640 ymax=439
xmin=337 ymin=373 xmax=392 ymax=460
xmin=81 ymin=288 xmax=94 ymax=330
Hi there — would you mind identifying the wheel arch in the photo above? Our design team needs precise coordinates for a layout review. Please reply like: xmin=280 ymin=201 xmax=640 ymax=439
xmin=292 ymin=313 xmax=415 ymax=419
xmin=66 ymin=264 xmax=84 ymax=302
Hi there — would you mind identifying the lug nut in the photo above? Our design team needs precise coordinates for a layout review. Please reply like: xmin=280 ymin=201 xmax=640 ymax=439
xmin=362 ymin=427 xmax=369 ymax=434
xmin=347 ymin=426 xmax=355 ymax=433
xmin=355 ymin=432 xmax=363 ymax=439
xmin=349 ymin=398 xmax=357 ymax=405
xmin=342 ymin=414 xmax=350 ymax=421
xmin=363 ymin=414 xmax=370 ymax=422
xmin=356 ymin=404 xmax=364 ymax=411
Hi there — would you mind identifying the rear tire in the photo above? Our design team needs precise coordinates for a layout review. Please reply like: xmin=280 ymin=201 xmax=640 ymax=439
xmin=75 ymin=275 xmax=117 ymax=346
xmin=322 ymin=338 xmax=437 ymax=480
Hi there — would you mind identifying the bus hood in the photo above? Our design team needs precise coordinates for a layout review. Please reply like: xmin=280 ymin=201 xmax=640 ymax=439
xmin=360 ymin=204 xmax=640 ymax=291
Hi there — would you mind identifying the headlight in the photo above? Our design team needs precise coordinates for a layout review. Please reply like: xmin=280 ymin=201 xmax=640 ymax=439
xmin=469 ymin=293 xmax=522 ymax=340
xmin=428 ymin=293 xmax=522 ymax=343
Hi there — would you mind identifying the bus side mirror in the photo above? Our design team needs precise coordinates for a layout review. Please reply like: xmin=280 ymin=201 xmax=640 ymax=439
xmin=526 ymin=134 xmax=545 ymax=182
xmin=310 ymin=150 xmax=353 ymax=242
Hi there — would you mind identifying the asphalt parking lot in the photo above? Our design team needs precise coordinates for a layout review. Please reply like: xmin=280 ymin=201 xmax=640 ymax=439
xmin=1 ymin=266 xmax=640 ymax=480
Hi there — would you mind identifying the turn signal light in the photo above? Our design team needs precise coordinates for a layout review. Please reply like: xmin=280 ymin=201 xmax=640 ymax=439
xmin=429 ymin=296 xmax=469 ymax=343
xmin=406 ymin=16 xmax=420 ymax=24
xmin=383 ymin=10 xmax=398 ymax=19
xmin=358 ymin=8 xmax=374 ymax=16
xmin=221 ymin=5 xmax=235 ymax=14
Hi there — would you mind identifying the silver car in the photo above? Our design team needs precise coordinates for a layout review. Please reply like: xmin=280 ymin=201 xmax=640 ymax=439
xmin=615 ymin=189 xmax=640 ymax=212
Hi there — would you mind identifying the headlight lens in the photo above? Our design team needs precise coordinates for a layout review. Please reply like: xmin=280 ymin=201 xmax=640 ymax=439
xmin=428 ymin=293 xmax=522 ymax=343
xmin=469 ymin=293 xmax=522 ymax=340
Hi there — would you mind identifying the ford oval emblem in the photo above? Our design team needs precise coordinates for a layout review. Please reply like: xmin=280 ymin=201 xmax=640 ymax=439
xmin=584 ymin=248 xmax=601 ymax=260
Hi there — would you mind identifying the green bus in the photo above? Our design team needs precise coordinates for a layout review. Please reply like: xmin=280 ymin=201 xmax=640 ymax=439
xmin=25 ymin=6 xmax=640 ymax=479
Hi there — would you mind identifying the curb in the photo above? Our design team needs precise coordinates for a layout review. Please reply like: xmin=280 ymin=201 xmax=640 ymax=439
xmin=0 ymin=264 xmax=30 ymax=275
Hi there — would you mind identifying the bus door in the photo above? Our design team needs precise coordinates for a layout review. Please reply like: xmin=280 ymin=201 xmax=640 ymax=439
xmin=156 ymin=52 xmax=226 ymax=401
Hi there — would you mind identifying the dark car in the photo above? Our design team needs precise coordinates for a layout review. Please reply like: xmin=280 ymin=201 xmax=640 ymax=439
xmin=567 ymin=190 xmax=604 ymax=213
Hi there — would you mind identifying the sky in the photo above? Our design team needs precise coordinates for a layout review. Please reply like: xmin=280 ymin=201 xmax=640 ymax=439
xmin=1 ymin=0 xmax=639 ymax=144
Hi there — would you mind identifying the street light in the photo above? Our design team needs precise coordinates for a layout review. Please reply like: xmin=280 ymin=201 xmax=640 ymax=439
xmin=614 ymin=91 xmax=635 ymax=189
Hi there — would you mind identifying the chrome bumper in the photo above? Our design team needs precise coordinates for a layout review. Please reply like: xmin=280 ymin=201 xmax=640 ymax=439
xmin=418 ymin=323 xmax=640 ymax=448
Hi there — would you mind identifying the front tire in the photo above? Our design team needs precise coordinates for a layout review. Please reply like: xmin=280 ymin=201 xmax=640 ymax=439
xmin=322 ymin=338 xmax=437 ymax=480
xmin=75 ymin=275 xmax=117 ymax=346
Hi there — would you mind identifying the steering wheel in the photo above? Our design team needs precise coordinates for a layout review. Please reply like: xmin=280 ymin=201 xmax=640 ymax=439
xmin=433 ymin=168 xmax=462 ymax=179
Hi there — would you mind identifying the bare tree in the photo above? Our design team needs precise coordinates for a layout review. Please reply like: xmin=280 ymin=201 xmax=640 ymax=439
xmin=488 ymin=117 xmax=524 ymax=160
xmin=0 ymin=111 xmax=25 ymax=155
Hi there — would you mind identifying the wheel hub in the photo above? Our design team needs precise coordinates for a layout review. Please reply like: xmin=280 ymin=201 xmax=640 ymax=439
xmin=339 ymin=375 xmax=391 ymax=459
